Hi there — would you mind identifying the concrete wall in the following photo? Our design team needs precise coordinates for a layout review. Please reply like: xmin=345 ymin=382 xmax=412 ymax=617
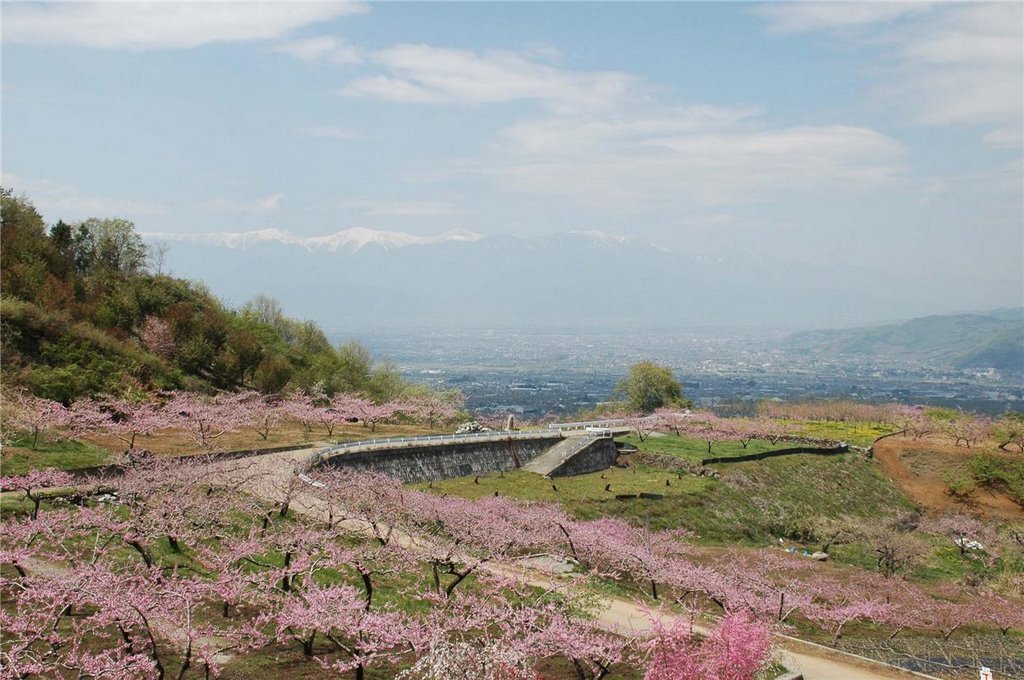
xmin=320 ymin=436 xmax=562 ymax=483
xmin=548 ymin=438 xmax=619 ymax=477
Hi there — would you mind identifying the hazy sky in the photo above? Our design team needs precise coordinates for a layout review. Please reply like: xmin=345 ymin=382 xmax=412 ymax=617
xmin=2 ymin=1 xmax=1022 ymax=299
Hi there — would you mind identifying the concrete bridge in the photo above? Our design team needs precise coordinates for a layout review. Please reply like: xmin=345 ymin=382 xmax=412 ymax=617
xmin=304 ymin=429 xmax=619 ymax=483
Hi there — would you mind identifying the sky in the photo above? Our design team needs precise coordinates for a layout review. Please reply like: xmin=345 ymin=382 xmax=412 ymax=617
xmin=2 ymin=1 xmax=1022 ymax=307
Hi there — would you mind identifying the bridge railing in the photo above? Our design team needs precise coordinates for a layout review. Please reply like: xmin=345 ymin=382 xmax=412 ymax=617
xmin=304 ymin=429 xmax=563 ymax=468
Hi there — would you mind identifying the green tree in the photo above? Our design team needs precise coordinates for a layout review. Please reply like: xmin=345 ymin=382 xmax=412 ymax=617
xmin=73 ymin=218 xmax=148 ymax=275
xmin=1 ymin=188 xmax=55 ymax=300
xmin=336 ymin=340 xmax=373 ymax=392
xmin=615 ymin=360 xmax=688 ymax=413
xmin=368 ymin=359 xmax=407 ymax=402
xmin=995 ymin=412 xmax=1024 ymax=452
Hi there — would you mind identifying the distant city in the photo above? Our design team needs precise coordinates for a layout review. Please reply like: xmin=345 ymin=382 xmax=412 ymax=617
xmin=349 ymin=328 xmax=1023 ymax=418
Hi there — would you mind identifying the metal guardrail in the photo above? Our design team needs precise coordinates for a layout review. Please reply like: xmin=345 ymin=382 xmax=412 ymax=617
xmin=304 ymin=429 xmax=563 ymax=468
xmin=547 ymin=417 xmax=658 ymax=431
xmin=548 ymin=419 xmax=630 ymax=430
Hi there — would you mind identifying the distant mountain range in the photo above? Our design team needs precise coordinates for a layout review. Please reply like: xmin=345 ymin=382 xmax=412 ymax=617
xmin=145 ymin=227 xmax=484 ymax=252
xmin=783 ymin=309 xmax=1024 ymax=374
xmin=147 ymin=227 xmax=1021 ymax=335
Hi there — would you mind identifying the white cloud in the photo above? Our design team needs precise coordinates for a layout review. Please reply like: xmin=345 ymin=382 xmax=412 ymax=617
xmin=273 ymin=36 xmax=363 ymax=65
xmin=202 ymin=193 xmax=286 ymax=213
xmin=754 ymin=3 xmax=934 ymax=33
xmin=983 ymin=126 xmax=1024 ymax=150
xmin=299 ymin=126 xmax=362 ymax=141
xmin=1 ymin=173 xmax=166 ymax=219
xmin=497 ymin=106 xmax=763 ymax=154
xmin=2 ymin=2 xmax=368 ymax=50
xmin=342 ymin=75 xmax=446 ymax=104
xmin=471 ymin=113 xmax=906 ymax=208
xmin=894 ymin=4 xmax=1023 ymax=128
xmin=757 ymin=3 xmax=1023 ymax=135
xmin=341 ymin=44 xmax=637 ymax=112
xmin=343 ymin=199 xmax=463 ymax=217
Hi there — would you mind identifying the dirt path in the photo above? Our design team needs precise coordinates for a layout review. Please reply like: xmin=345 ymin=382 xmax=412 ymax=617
xmin=873 ymin=436 xmax=1023 ymax=519
xmin=211 ymin=447 xmax=938 ymax=680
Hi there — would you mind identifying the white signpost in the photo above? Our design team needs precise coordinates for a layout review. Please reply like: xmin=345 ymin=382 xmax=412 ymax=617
xmin=979 ymin=666 xmax=993 ymax=680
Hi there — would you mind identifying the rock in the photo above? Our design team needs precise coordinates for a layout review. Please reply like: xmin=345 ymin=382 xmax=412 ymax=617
xmin=455 ymin=421 xmax=491 ymax=435
xmin=519 ymin=553 xmax=575 ymax=575
xmin=810 ymin=552 xmax=830 ymax=561
xmin=954 ymin=537 xmax=985 ymax=551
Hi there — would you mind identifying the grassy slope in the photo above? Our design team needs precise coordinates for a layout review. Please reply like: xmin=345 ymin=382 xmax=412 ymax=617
xmin=619 ymin=421 xmax=897 ymax=465
xmin=0 ymin=421 xmax=438 ymax=475
xmin=419 ymin=446 xmax=915 ymax=545
xmin=618 ymin=433 xmax=782 ymax=463
xmin=1 ymin=436 xmax=112 ymax=475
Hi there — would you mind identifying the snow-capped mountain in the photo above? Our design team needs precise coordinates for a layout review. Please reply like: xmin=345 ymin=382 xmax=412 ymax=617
xmin=145 ymin=228 xmax=985 ymax=331
xmin=142 ymin=227 xmax=484 ymax=252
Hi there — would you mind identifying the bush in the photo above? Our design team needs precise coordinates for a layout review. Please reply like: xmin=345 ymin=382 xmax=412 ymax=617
xmin=944 ymin=473 xmax=976 ymax=500
xmin=968 ymin=453 xmax=1005 ymax=488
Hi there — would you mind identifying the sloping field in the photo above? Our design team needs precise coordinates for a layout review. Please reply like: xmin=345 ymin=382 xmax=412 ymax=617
xmin=873 ymin=435 xmax=1023 ymax=520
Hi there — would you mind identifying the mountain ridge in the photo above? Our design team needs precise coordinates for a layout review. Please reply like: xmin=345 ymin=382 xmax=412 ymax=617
xmin=146 ymin=228 xmax=1011 ymax=332
xmin=783 ymin=310 xmax=1024 ymax=374
xmin=143 ymin=226 xmax=485 ymax=252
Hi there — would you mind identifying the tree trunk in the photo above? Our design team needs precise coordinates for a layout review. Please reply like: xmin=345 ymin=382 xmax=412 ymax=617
xmin=361 ymin=571 xmax=374 ymax=612
xmin=127 ymin=539 xmax=154 ymax=569
xmin=175 ymin=639 xmax=192 ymax=680
xmin=282 ymin=551 xmax=292 ymax=592
xmin=431 ymin=563 xmax=442 ymax=595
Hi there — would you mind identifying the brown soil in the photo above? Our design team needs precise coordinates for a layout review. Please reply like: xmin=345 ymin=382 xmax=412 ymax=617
xmin=872 ymin=435 xmax=1023 ymax=520
xmin=78 ymin=419 xmax=438 ymax=458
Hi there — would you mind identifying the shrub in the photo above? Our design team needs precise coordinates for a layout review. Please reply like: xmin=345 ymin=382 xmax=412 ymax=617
xmin=943 ymin=473 xmax=976 ymax=500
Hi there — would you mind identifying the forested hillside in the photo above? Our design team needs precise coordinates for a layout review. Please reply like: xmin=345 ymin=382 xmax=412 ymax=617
xmin=0 ymin=189 xmax=407 ymax=402
xmin=783 ymin=310 xmax=1024 ymax=374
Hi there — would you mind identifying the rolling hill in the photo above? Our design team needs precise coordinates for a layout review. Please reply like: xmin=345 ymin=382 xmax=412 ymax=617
xmin=783 ymin=310 xmax=1024 ymax=374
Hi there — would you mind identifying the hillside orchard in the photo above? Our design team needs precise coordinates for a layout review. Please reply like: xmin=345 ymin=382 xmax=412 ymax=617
xmin=2 ymin=453 xmax=1022 ymax=679
xmin=2 ymin=395 xmax=1023 ymax=678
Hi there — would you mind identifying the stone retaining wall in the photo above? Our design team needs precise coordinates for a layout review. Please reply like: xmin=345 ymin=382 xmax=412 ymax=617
xmin=547 ymin=438 xmax=619 ymax=477
xmin=320 ymin=436 xmax=562 ymax=483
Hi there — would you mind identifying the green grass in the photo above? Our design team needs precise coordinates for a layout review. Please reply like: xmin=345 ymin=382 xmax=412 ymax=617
xmin=411 ymin=464 xmax=711 ymax=503
xmin=416 ymin=452 xmax=917 ymax=546
xmin=788 ymin=419 xmax=897 ymax=447
xmin=1 ymin=436 xmax=111 ymax=475
xmin=619 ymin=433 xmax=785 ymax=463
